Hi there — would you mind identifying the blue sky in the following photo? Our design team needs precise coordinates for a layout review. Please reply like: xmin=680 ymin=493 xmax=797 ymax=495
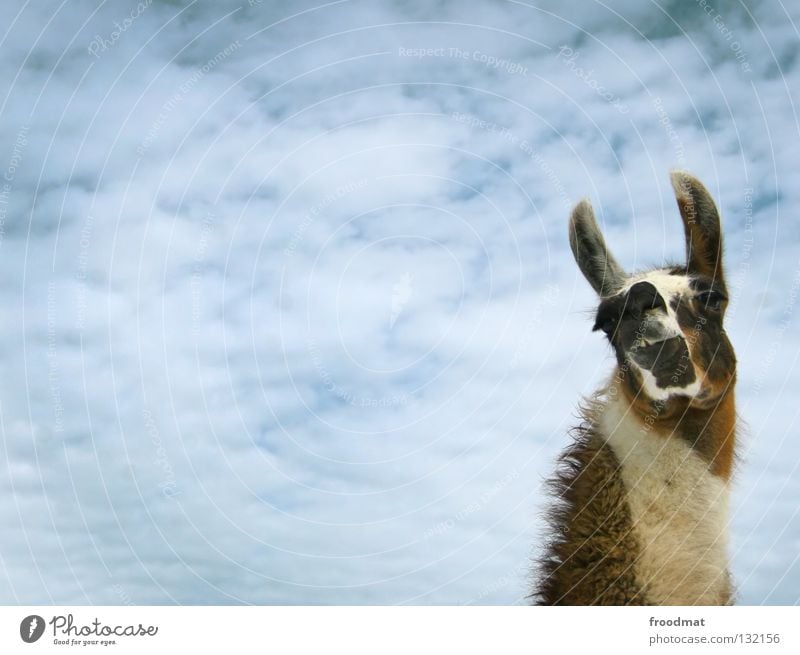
xmin=1 ymin=0 xmax=799 ymax=604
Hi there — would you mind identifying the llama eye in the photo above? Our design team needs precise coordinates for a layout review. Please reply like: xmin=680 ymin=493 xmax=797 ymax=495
xmin=697 ymin=291 xmax=725 ymax=311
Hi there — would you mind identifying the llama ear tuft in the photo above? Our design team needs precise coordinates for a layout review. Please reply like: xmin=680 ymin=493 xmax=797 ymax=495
xmin=669 ymin=170 xmax=725 ymax=289
xmin=568 ymin=199 xmax=626 ymax=297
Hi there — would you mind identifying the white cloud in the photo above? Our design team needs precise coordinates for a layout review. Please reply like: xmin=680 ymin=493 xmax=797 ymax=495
xmin=0 ymin=0 xmax=799 ymax=605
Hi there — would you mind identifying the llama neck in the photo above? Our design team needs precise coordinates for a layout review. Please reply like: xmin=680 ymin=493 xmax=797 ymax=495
xmin=596 ymin=386 xmax=734 ymax=604
xmin=616 ymin=376 xmax=737 ymax=480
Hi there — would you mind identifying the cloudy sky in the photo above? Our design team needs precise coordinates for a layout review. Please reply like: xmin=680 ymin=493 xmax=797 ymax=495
xmin=1 ymin=0 xmax=799 ymax=605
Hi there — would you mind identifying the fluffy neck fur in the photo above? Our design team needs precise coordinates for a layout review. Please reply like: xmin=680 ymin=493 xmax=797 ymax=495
xmin=534 ymin=375 xmax=736 ymax=605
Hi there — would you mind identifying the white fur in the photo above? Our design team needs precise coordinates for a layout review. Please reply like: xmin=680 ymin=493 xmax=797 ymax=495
xmin=632 ymin=362 xmax=703 ymax=402
xmin=621 ymin=268 xmax=693 ymax=298
xmin=599 ymin=390 xmax=731 ymax=605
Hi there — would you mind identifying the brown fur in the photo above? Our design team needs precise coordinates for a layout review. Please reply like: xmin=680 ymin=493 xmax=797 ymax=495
xmin=533 ymin=399 xmax=646 ymax=605
xmin=620 ymin=364 xmax=737 ymax=480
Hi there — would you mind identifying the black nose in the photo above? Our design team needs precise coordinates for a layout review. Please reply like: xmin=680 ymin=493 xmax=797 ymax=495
xmin=592 ymin=281 xmax=668 ymax=335
xmin=625 ymin=281 xmax=666 ymax=317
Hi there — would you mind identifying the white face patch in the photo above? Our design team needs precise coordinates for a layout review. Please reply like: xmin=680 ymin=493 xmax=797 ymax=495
xmin=620 ymin=269 xmax=691 ymax=332
xmin=633 ymin=364 xmax=703 ymax=401
xmin=620 ymin=269 xmax=693 ymax=297
xmin=617 ymin=270 xmax=704 ymax=400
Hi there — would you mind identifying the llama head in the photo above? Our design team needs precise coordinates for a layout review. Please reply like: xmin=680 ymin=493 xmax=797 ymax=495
xmin=569 ymin=171 xmax=736 ymax=410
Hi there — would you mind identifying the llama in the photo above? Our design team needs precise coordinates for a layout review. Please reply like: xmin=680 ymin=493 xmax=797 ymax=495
xmin=533 ymin=171 xmax=737 ymax=605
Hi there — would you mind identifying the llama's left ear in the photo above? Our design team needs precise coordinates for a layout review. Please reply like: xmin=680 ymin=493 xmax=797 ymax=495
xmin=568 ymin=199 xmax=626 ymax=297
xmin=670 ymin=170 xmax=726 ymax=289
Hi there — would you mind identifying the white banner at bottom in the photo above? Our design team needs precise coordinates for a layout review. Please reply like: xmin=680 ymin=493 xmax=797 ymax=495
xmin=0 ymin=606 xmax=796 ymax=654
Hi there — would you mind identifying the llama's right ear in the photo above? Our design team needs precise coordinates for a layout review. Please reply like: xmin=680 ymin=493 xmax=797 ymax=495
xmin=568 ymin=199 xmax=626 ymax=297
xmin=669 ymin=170 xmax=726 ymax=289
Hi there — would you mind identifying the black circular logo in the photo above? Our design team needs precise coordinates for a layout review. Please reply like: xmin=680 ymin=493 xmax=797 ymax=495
xmin=20 ymin=615 xmax=45 ymax=643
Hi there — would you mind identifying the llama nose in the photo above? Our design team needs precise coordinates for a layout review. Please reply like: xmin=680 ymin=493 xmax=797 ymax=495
xmin=625 ymin=281 xmax=666 ymax=317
